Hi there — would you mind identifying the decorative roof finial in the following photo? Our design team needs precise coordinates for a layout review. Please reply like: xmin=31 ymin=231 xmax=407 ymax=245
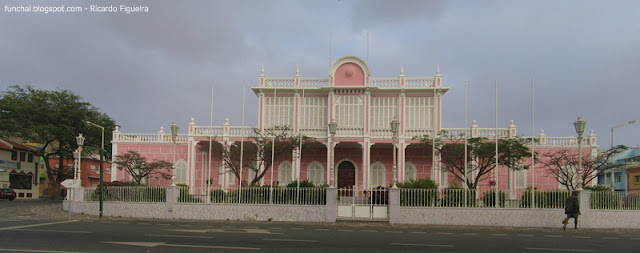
xmin=400 ymin=64 xmax=404 ymax=76
xmin=436 ymin=64 xmax=441 ymax=76
xmin=295 ymin=64 xmax=300 ymax=77
xmin=260 ymin=64 xmax=265 ymax=77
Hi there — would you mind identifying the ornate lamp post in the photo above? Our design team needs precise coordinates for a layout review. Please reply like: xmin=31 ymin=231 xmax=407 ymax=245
xmin=574 ymin=117 xmax=586 ymax=191
xmin=390 ymin=117 xmax=400 ymax=189
xmin=73 ymin=149 xmax=80 ymax=180
xmin=328 ymin=119 xmax=337 ymax=188
xmin=610 ymin=120 xmax=636 ymax=191
xmin=75 ymin=134 xmax=85 ymax=183
xmin=170 ymin=122 xmax=179 ymax=186
xmin=86 ymin=121 xmax=105 ymax=218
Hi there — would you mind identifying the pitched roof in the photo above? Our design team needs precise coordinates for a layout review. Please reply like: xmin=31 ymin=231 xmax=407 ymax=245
xmin=0 ymin=139 xmax=42 ymax=155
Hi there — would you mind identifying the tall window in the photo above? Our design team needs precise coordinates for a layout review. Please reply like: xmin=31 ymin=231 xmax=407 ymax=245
xmin=278 ymin=161 xmax=293 ymax=185
xmin=11 ymin=151 xmax=17 ymax=160
xmin=335 ymin=95 xmax=364 ymax=128
xmin=370 ymin=162 xmax=386 ymax=187
xmin=174 ymin=160 xmax=188 ymax=185
xmin=265 ymin=96 xmax=294 ymax=128
xmin=516 ymin=169 xmax=527 ymax=188
xmin=19 ymin=152 xmax=26 ymax=162
xmin=301 ymin=97 xmax=327 ymax=130
xmin=218 ymin=164 xmax=235 ymax=186
xmin=306 ymin=161 xmax=324 ymax=185
xmin=28 ymin=154 xmax=33 ymax=163
xmin=404 ymin=162 xmax=417 ymax=181
xmin=440 ymin=164 xmax=448 ymax=188
xmin=405 ymin=97 xmax=433 ymax=130
xmin=371 ymin=97 xmax=398 ymax=129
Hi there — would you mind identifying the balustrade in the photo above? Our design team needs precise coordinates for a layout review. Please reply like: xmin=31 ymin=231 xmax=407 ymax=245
xmin=369 ymin=78 xmax=399 ymax=88
xmin=405 ymin=78 xmax=435 ymax=88
xmin=264 ymin=77 xmax=295 ymax=87
xmin=300 ymin=78 xmax=329 ymax=87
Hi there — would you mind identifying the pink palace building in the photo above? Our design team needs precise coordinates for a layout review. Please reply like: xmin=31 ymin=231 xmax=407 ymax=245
xmin=111 ymin=56 xmax=598 ymax=196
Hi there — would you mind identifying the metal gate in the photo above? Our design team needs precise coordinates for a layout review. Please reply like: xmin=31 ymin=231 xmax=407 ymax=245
xmin=337 ymin=186 xmax=388 ymax=219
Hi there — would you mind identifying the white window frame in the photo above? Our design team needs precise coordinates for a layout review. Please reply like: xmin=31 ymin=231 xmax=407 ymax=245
xmin=265 ymin=96 xmax=294 ymax=128
xmin=278 ymin=161 xmax=293 ymax=185
xmin=370 ymin=162 xmax=386 ymax=188
xmin=371 ymin=97 xmax=398 ymax=130
xmin=174 ymin=159 xmax=188 ymax=185
xmin=405 ymin=97 xmax=433 ymax=130
xmin=335 ymin=95 xmax=364 ymax=128
xmin=306 ymin=161 xmax=324 ymax=185
xmin=301 ymin=97 xmax=327 ymax=130
xmin=404 ymin=162 xmax=417 ymax=181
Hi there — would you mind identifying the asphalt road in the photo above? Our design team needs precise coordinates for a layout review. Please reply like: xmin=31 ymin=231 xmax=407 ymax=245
xmin=1 ymin=200 xmax=639 ymax=253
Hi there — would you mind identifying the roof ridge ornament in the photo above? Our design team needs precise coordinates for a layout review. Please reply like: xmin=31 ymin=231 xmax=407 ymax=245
xmin=295 ymin=64 xmax=300 ymax=77
xmin=260 ymin=64 xmax=265 ymax=77
xmin=400 ymin=64 xmax=405 ymax=77
xmin=436 ymin=64 xmax=441 ymax=76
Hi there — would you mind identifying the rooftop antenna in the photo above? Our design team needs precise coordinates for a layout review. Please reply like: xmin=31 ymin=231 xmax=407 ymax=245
xmin=329 ymin=32 xmax=333 ymax=71
xmin=366 ymin=32 xmax=369 ymax=65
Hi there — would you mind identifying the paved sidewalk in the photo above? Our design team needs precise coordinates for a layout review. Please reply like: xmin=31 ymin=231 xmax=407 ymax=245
xmin=0 ymin=200 xmax=103 ymax=221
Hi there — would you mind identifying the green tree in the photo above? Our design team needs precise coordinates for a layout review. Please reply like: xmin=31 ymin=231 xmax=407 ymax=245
xmin=113 ymin=150 xmax=173 ymax=185
xmin=0 ymin=85 xmax=116 ymax=198
xmin=415 ymin=131 xmax=533 ymax=189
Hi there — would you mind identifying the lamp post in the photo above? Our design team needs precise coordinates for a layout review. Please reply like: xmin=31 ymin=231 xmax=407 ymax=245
xmin=328 ymin=119 xmax=337 ymax=188
xmin=390 ymin=117 xmax=400 ymax=188
xmin=86 ymin=121 xmax=104 ymax=218
xmin=170 ymin=122 xmax=179 ymax=186
xmin=610 ymin=120 xmax=637 ymax=191
xmin=574 ymin=117 xmax=587 ymax=191
xmin=75 ymin=134 xmax=85 ymax=183
xmin=73 ymin=149 xmax=80 ymax=180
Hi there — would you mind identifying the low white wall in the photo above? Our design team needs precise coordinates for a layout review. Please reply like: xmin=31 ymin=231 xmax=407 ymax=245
xmin=173 ymin=204 xmax=326 ymax=222
xmin=394 ymin=207 xmax=640 ymax=229
xmin=65 ymin=201 xmax=168 ymax=219
xmin=64 ymin=201 xmax=327 ymax=222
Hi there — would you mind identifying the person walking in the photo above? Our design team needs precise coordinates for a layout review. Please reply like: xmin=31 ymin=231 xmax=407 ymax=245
xmin=562 ymin=190 xmax=580 ymax=230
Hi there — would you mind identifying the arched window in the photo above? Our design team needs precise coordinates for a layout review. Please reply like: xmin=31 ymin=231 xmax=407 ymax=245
xmin=370 ymin=162 xmax=386 ymax=187
xmin=278 ymin=161 xmax=293 ymax=185
xmin=218 ymin=163 xmax=235 ymax=186
xmin=174 ymin=160 xmax=188 ymax=185
xmin=306 ymin=161 xmax=324 ymax=185
xmin=440 ymin=164 xmax=448 ymax=188
xmin=404 ymin=162 xmax=417 ymax=181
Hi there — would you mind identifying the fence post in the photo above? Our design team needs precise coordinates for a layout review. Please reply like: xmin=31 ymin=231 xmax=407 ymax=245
xmin=165 ymin=186 xmax=177 ymax=219
xmin=388 ymin=188 xmax=400 ymax=224
xmin=579 ymin=190 xmax=591 ymax=212
xmin=325 ymin=188 xmax=337 ymax=222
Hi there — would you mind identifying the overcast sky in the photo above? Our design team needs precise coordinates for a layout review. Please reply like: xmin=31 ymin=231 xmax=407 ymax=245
xmin=1 ymin=0 xmax=639 ymax=148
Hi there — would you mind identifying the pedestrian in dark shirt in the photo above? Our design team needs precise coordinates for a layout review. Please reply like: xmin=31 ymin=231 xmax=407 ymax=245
xmin=562 ymin=190 xmax=580 ymax=230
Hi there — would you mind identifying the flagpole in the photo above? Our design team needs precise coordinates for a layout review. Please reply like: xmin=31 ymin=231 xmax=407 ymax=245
xmin=495 ymin=80 xmax=499 ymax=208
xmin=464 ymin=81 xmax=468 ymax=206
xmin=531 ymin=80 xmax=536 ymax=208
xmin=239 ymin=86 xmax=246 ymax=200
xmin=297 ymin=88 xmax=304 ymax=203
xmin=270 ymin=87 xmax=277 ymax=204
xmin=207 ymin=87 xmax=213 ymax=201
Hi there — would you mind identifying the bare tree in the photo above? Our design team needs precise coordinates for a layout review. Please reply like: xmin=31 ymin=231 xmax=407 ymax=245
xmin=416 ymin=131 xmax=533 ymax=189
xmin=114 ymin=150 xmax=173 ymax=185
xmin=202 ymin=126 xmax=316 ymax=186
xmin=539 ymin=145 xmax=627 ymax=191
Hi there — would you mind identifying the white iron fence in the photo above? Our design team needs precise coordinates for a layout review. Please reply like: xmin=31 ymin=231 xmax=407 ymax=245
xmin=83 ymin=186 xmax=166 ymax=202
xmin=400 ymin=188 xmax=570 ymax=209
xmin=178 ymin=186 xmax=327 ymax=205
xmin=591 ymin=191 xmax=640 ymax=210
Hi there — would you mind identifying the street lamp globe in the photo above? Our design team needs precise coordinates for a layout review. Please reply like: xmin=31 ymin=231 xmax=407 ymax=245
xmin=390 ymin=117 xmax=400 ymax=135
xmin=76 ymin=134 xmax=85 ymax=148
xmin=328 ymin=119 xmax=337 ymax=136
xmin=171 ymin=122 xmax=179 ymax=139
xmin=574 ymin=117 xmax=586 ymax=136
